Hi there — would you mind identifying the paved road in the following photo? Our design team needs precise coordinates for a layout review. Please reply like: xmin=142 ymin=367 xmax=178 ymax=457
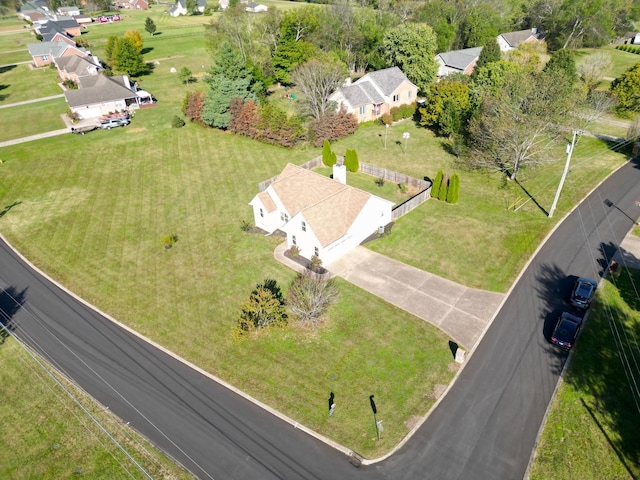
xmin=376 ymin=157 xmax=640 ymax=479
xmin=1 ymin=158 xmax=639 ymax=479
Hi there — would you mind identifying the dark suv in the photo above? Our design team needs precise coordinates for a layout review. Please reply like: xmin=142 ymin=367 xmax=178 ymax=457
xmin=569 ymin=277 xmax=598 ymax=309
xmin=100 ymin=117 xmax=130 ymax=129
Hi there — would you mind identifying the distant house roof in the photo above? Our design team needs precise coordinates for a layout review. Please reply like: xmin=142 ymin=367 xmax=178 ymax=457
xmin=65 ymin=74 xmax=139 ymax=108
xmin=27 ymin=40 xmax=85 ymax=58
xmin=359 ymin=66 xmax=411 ymax=96
xmin=499 ymin=28 xmax=544 ymax=49
xmin=334 ymin=66 xmax=414 ymax=108
xmin=267 ymin=163 xmax=373 ymax=247
xmin=437 ymin=47 xmax=483 ymax=72
xmin=55 ymin=54 xmax=101 ymax=77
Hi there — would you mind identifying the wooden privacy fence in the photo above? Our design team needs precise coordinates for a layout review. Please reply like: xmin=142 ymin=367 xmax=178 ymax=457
xmin=257 ymin=157 xmax=432 ymax=220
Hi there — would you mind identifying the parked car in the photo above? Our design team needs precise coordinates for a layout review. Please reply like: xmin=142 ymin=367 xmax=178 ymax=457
xmin=569 ymin=277 xmax=598 ymax=309
xmin=100 ymin=118 xmax=130 ymax=129
xmin=70 ymin=125 xmax=97 ymax=135
xmin=551 ymin=312 xmax=583 ymax=351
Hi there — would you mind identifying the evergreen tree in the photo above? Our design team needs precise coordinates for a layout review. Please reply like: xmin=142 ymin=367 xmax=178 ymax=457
xmin=322 ymin=140 xmax=333 ymax=166
xmin=473 ymin=40 xmax=501 ymax=76
xmin=447 ymin=173 xmax=460 ymax=204
xmin=344 ymin=149 xmax=359 ymax=172
xmin=543 ymin=49 xmax=577 ymax=85
xmin=432 ymin=170 xmax=443 ymax=199
xmin=145 ymin=17 xmax=157 ymax=36
xmin=202 ymin=42 xmax=257 ymax=129
xmin=438 ymin=174 xmax=448 ymax=201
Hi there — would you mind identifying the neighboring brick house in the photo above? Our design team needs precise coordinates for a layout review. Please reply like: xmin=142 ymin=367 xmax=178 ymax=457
xmin=55 ymin=54 xmax=101 ymax=82
xmin=249 ymin=163 xmax=393 ymax=266
xmin=435 ymin=46 xmax=483 ymax=79
xmin=116 ymin=0 xmax=149 ymax=9
xmin=329 ymin=67 xmax=418 ymax=123
xmin=65 ymin=74 xmax=142 ymax=119
xmin=27 ymin=40 xmax=86 ymax=67
xmin=497 ymin=28 xmax=545 ymax=52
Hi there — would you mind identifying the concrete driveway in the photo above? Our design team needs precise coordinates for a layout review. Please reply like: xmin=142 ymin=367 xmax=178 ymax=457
xmin=276 ymin=243 xmax=505 ymax=351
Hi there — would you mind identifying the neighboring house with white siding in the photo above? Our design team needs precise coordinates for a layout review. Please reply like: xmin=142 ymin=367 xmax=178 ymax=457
xmin=329 ymin=67 xmax=418 ymax=123
xmin=249 ymin=163 xmax=393 ymax=266
xmin=497 ymin=28 xmax=545 ymax=52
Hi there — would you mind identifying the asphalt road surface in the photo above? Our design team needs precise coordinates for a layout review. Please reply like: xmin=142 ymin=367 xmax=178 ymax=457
xmin=1 ymin=157 xmax=639 ymax=479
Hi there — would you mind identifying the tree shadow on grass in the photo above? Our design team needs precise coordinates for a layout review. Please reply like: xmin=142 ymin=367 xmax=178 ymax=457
xmin=0 ymin=65 xmax=16 ymax=74
xmin=562 ymin=277 xmax=640 ymax=478
xmin=141 ymin=47 xmax=154 ymax=55
xmin=0 ymin=286 xmax=27 ymax=346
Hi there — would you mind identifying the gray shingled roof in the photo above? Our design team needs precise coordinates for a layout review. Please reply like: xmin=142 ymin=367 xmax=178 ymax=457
xmin=55 ymin=55 xmax=101 ymax=76
xmin=357 ymin=66 xmax=412 ymax=96
xmin=500 ymin=29 xmax=544 ymax=48
xmin=65 ymin=74 xmax=139 ymax=108
xmin=27 ymin=41 xmax=76 ymax=58
xmin=438 ymin=47 xmax=483 ymax=71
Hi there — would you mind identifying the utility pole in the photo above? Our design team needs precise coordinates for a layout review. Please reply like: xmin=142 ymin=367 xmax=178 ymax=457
xmin=549 ymin=130 xmax=579 ymax=218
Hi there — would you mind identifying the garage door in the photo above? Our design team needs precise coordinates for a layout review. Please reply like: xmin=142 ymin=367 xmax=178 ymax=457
xmin=78 ymin=107 xmax=102 ymax=119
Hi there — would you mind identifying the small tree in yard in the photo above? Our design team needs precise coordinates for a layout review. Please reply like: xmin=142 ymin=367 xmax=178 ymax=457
xmin=145 ymin=17 xmax=157 ymax=36
xmin=438 ymin=174 xmax=448 ymax=201
xmin=287 ymin=270 xmax=338 ymax=327
xmin=431 ymin=170 xmax=443 ymax=199
xmin=179 ymin=67 xmax=194 ymax=84
xmin=322 ymin=139 xmax=337 ymax=167
xmin=446 ymin=173 xmax=460 ymax=204
xmin=237 ymin=279 xmax=287 ymax=335
xmin=344 ymin=148 xmax=359 ymax=172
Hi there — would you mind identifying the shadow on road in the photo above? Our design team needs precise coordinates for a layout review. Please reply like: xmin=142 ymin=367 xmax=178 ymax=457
xmin=0 ymin=285 xmax=27 ymax=345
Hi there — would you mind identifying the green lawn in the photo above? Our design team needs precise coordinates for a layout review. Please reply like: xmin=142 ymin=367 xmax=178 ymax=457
xmin=0 ymin=98 xmax=67 ymax=141
xmin=530 ymin=269 xmax=640 ymax=479
xmin=0 ymin=337 xmax=192 ymax=479
xmin=0 ymin=63 xmax=61 ymax=106
xmin=0 ymin=12 xmax=634 ymax=462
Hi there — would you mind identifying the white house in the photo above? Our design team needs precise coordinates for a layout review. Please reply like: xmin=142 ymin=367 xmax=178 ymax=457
xmin=497 ymin=28 xmax=545 ymax=52
xmin=245 ymin=2 xmax=268 ymax=12
xmin=249 ymin=163 xmax=393 ymax=266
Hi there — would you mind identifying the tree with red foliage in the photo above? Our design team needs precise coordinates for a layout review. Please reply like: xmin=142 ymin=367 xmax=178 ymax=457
xmin=182 ymin=91 xmax=206 ymax=124
xmin=309 ymin=105 xmax=358 ymax=147
xmin=229 ymin=98 xmax=259 ymax=137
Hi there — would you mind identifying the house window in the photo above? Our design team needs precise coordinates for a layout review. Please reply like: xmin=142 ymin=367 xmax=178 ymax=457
xmin=42 ymin=55 xmax=49 ymax=61
xmin=393 ymin=94 xmax=399 ymax=102
xmin=292 ymin=235 xmax=297 ymax=245
xmin=259 ymin=208 xmax=264 ymax=218
xmin=301 ymin=221 xmax=306 ymax=232
xmin=281 ymin=212 xmax=289 ymax=222
xmin=359 ymin=105 xmax=366 ymax=115
xmin=314 ymin=246 xmax=319 ymax=257
xmin=407 ymin=91 xmax=412 ymax=99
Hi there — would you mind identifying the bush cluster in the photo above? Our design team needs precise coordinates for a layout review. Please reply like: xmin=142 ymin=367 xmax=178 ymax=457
xmin=431 ymin=170 xmax=460 ymax=204
xmin=390 ymin=102 xmax=417 ymax=122
xmin=171 ymin=115 xmax=186 ymax=128
xmin=616 ymin=45 xmax=640 ymax=54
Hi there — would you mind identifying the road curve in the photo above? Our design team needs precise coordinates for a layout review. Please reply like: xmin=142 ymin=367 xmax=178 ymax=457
xmin=2 ymin=157 xmax=639 ymax=479
xmin=376 ymin=157 xmax=640 ymax=479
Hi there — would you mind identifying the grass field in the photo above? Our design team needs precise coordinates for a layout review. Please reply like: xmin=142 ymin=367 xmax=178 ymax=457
xmin=530 ymin=268 xmax=640 ymax=479
xmin=0 ymin=337 xmax=192 ymax=479
xmin=0 ymin=8 xmax=636 ymax=466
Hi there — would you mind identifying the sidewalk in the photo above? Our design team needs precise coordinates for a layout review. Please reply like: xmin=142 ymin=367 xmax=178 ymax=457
xmin=613 ymin=232 xmax=640 ymax=268
xmin=274 ymin=242 xmax=505 ymax=351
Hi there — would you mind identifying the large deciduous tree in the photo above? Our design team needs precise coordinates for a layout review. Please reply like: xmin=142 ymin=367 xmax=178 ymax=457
xmin=418 ymin=80 xmax=471 ymax=137
xmin=291 ymin=54 xmax=347 ymax=120
xmin=112 ymin=37 xmax=147 ymax=77
xmin=124 ymin=30 xmax=144 ymax=53
xmin=381 ymin=23 xmax=438 ymax=95
xmin=468 ymin=69 xmax=574 ymax=180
